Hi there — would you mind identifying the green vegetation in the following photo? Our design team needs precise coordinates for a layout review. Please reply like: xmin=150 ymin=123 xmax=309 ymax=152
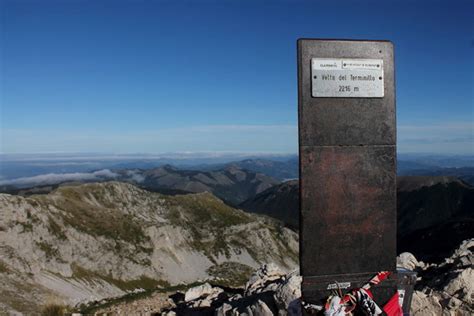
xmin=15 ymin=221 xmax=33 ymax=233
xmin=36 ymin=241 xmax=59 ymax=260
xmin=207 ymin=262 xmax=254 ymax=288
xmin=270 ymin=224 xmax=299 ymax=264
xmin=47 ymin=216 xmax=67 ymax=240
xmin=71 ymin=263 xmax=169 ymax=292
xmin=168 ymin=192 xmax=252 ymax=227
xmin=162 ymin=192 xmax=256 ymax=261
xmin=77 ymin=281 xmax=205 ymax=315
xmin=39 ymin=185 xmax=150 ymax=245
xmin=40 ymin=303 xmax=69 ymax=316
xmin=0 ymin=260 xmax=10 ymax=273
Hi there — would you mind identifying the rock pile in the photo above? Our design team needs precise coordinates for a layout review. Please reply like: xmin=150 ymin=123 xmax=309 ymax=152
xmin=408 ymin=238 xmax=474 ymax=315
xmin=160 ymin=240 xmax=473 ymax=316
xmin=84 ymin=240 xmax=472 ymax=315
xmin=161 ymin=263 xmax=301 ymax=316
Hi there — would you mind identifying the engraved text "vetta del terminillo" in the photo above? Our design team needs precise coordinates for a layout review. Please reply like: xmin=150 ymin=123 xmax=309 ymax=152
xmin=321 ymin=74 xmax=377 ymax=81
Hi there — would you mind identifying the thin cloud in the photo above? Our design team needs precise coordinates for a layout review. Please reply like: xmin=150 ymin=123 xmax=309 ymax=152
xmin=0 ymin=169 xmax=119 ymax=188
xmin=398 ymin=121 xmax=473 ymax=154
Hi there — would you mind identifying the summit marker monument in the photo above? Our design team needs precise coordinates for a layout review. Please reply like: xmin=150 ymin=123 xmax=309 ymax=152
xmin=297 ymin=39 xmax=397 ymax=306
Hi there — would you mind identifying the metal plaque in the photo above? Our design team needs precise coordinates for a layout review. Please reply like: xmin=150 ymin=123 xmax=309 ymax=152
xmin=311 ymin=58 xmax=384 ymax=98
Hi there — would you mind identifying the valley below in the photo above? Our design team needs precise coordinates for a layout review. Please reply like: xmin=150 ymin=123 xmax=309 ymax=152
xmin=0 ymin=157 xmax=473 ymax=315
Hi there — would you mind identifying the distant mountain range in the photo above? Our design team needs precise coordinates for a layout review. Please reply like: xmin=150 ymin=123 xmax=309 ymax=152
xmin=193 ymin=157 xmax=299 ymax=181
xmin=0 ymin=164 xmax=280 ymax=206
xmin=132 ymin=165 xmax=280 ymax=205
xmin=398 ymin=166 xmax=474 ymax=186
xmin=1 ymin=155 xmax=474 ymax=313
xmin=0 ymin=153 xmax=298 ymax=180
xmin=397 ymin=176 xmax=474 ymax=262
xmin=239 ymin=176 xmax=474 ymax=262
xmin=0 ymin=182 xmax=297 ymax=314
xmin=3 ymin=154 xmax=474 ymax=189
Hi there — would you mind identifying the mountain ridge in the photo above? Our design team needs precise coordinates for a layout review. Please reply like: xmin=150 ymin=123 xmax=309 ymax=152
xmin=0 ymin=181 xmax=298 ymax=314
xmin=1 ymin=165 xmax=280 ymax=207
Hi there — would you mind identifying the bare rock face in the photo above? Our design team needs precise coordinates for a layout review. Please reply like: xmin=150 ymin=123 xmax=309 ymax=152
xmin=184 ymin=283 xmax=224 ymax=303
xmin=244 ymin=263 xmax=286 ymax=296
xmin=85 ymin=237 xmax=474 ymax=316
xmin=0 ymin=182 xmax=298 ymax=315
xmin=273 ymin=272 xmax=302 ymax=316
xmin=247 ymin=299 xmax=274 ymax=316
xmin=407 ymin=238 xmax=474 ymax=315
xmin=411 ymin=291 xmax=444 ymax=315
xmin=397 ymin=252 xmax=424 ymax=270
xmin=157 ymin=240 xmax=473 ymax=316
xmin=443 ymin=268 xmax=473 ymax=308
xmin=165 ymin=263 xmax=298 ymax=315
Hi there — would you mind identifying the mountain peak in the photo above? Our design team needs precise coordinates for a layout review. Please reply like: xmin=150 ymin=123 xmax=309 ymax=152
xmin=397 ymin=176 xmax=467 ymax=192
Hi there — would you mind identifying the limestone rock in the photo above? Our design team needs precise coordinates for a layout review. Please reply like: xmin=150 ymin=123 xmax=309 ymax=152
xmin=245 ymin=263 xmax=285 ymax=296
xmin=0 ymin=182 xmax=298 ymax=315
xmin=444 ymin=268 xmax=473 ymax=305
xmin=274 ymin=272 xmax=302 ymax=315
xmin=397 ymin=252 xmax=422 ymax=270
xmin=184 ymin=282 xmax=223 ymax=302
xmin=247 ymin=299 xmax=273 ymax=316
xmin=215 ymin=303 xmax=233 ymax=316
xmin=411 ymin=291 xmax=443 ymax=316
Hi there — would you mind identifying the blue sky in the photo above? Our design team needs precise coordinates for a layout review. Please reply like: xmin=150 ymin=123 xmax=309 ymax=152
xmin=1 ymin=0 xmax=473 ymax=154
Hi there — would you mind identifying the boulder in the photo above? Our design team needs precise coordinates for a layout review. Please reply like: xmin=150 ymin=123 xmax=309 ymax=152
xmin=215 ymin=303 xmax=233 ymax=316
xmin=247 ymin=299 xmax=273 ymax=316
xmin=245 ymin=263 xmax=285 ymax=296
xmin=273 ymin=272 xmax=302 ymax=315
xmin=397 ymin=252 xmax=422 ymax=270
xmin=184 ymin=282 xmax=223 ymax=302
xmin=411 ymin=291 xmax=443 ymax=316
xmin=444 ymin=268 xmax=473 ymax=305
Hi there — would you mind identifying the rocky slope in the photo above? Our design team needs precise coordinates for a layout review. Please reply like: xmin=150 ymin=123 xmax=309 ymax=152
xmin=397 ymin=176 xmax=474 ymax=262
xmin=86 ymin=239 xmax=474 ymax=315
xmin=0 ymin=182 xmax=298 ymax=315
xmin=239 ymin=180 xmax=299 ymax=230
xmin=135 ymin=165 xmax=279 ymax=205
xmin=398 ymin=239 xmax=474 ymax=315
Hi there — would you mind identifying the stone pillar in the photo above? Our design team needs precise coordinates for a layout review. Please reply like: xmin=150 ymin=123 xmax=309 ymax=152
xmin=297 ymin=39 xmax=397 ymax=306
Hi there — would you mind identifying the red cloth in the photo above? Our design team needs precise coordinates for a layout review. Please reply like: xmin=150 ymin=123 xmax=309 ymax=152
xmin=383 ymin=291 xmax=403 ymax=316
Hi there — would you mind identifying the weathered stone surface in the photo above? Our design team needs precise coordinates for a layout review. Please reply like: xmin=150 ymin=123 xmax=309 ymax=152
xmin=90 ymin=243 xmax=474 ymax=315
xmin=397 ymin=252 xmax=423 ymax=270
xmin=184 ymin=282 xmax=223 ymax=302
xmin=248 ymin=299 xmax=273 ymax=316
xmin=444 ymin=268 xmax=473 ymax=305
xmin=406 ymin=239 xmax=474 ymax=316
xmin=274 ymin=272 xmax=302 ymax=316
xmin=411 ymin=291 xmax=443 ymax=315
xmin=215 ymin=303 xmax=233 ymax=316
xmin=0 ymin=182 xmax=298 ymax=314
xmin=244 ymin=263 xmax=285 ymax=296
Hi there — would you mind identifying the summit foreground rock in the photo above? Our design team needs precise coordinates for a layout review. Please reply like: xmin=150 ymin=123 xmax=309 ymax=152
xmin=154 ymin=241 xmax=474 ymax=315
xmin=87 ymin=239 xmax=472 ymax=315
